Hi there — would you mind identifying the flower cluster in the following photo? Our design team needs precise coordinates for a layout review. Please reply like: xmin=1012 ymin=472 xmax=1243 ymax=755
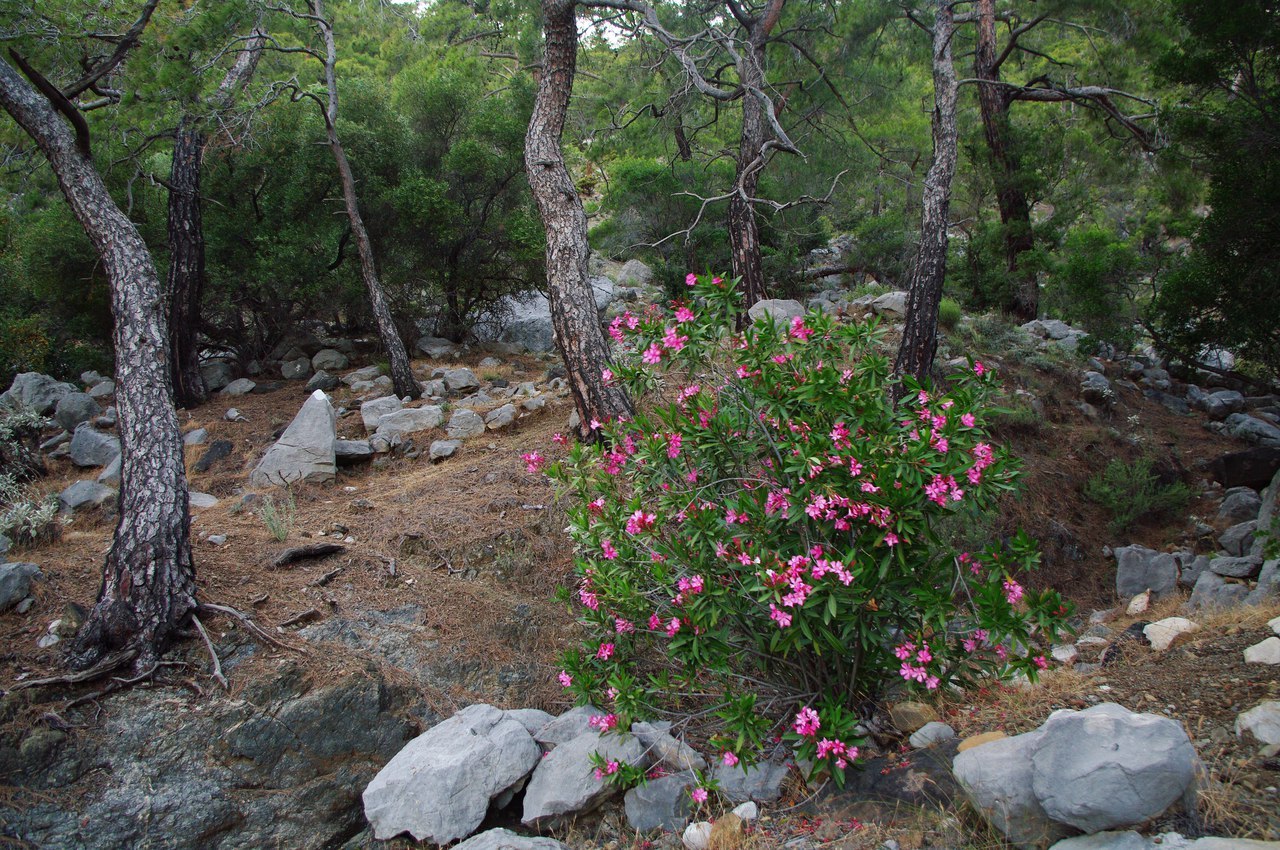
xmin=544 ymin=273 xmax=1070 ymax=787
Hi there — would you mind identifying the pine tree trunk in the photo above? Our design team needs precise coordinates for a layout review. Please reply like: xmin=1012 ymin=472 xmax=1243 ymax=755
xmin=0 ymin=58 xmax=196 ymax=672
xmin=313 ymin=0 xmax=420 ymax=400
xmin=167 ymin=119 xmax=207 ymax=409
xmin=975 ymin=0 xmax=1037 ymax=322
xmin=896 ymin=1 xmax=959 ymax=383
xmin=526 ymin=0 xmax=633 ymax=440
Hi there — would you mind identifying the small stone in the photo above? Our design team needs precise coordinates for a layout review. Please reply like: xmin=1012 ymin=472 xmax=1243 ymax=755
xmin=447 ymin=408 xmax=486 ymax=439
xmin=1051 ymin=644 xmax=1080 ymax=666
xmin=485 ymin=404 xmax=518 ymax=430
xmin=207 ymin=534 xmax=227 ymax=546
xmin=1244 ymin=637 xmax=1280 ymax=665
xmin=1270 ymin=616 xmax=1280 ymax=636
xmin=1143 ymin=618 xmax=1199 ymax=652
xmin=184 ymin=428 xmax=209 ymax=446
xmin=1126 ymin=590 xmax=1150 ymax=615
xmin=683 ymin=821 xmax=713 ymax=850
xmin=189 ymin=492 xmax=218 ymax=510
xmin=909 ymin=722 xmax=956 ymax=748
xmin=429 ymin=440 xmax=461 ymax=462
xmin=957 ymin=731 xmax=1007 ymax=753
xmin=889 ymin=701 xmax=940 ymax=733
xmin=222 ymin=378 xmax=256 ymax=396
xmin=731 ymin=802 xmax=758 ymax=822
xmin=0 ymin=563 xmax=42 ymax=612
xmin=224 ymin=408 xmax=246 ymax=422
xmin=58 ymin=480 xmax=115 ymax=512
xmin=1235 ymin=701 xmax=1280 ymax=746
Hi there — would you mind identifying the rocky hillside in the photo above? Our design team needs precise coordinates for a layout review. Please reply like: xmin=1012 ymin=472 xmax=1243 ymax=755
xmin=1 ymin=257 xmax=1279 ymax=850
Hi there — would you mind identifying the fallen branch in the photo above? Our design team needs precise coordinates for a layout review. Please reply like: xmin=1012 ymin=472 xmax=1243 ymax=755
xmin=271 ymin=543 xmax=345 ymax=569
xmin=309 ymin=567 xmax=343 ymax=587
xmin=279 ymin=608 xmax=321 ymax=629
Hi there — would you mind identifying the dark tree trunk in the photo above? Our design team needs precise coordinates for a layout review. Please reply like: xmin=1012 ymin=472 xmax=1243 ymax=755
xmin=166 ymin=119 xmax=207 ymax=409
xmin=0 ymin=58 xmax=196 ymax=672
xmin=896 ymin=1 xmax=959 ymax=383
xmin=312 ymin=0 xmax=421 ymax=400
xmin=526 ymin=0 xmax=633 ymax=440
xmin=166 ymin=27 xmax=265 ymax=409
xmin=975 ymin=0 xmax=1037 ymax=322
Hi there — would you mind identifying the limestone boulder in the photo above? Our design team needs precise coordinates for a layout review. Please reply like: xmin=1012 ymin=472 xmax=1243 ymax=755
xmin=249 ymin=390 xmax=337 ymax=487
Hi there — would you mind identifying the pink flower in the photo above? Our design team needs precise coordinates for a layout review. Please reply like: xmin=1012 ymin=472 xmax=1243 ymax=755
xmin=596 ymin=642 xmax=615 ymax=660
xmin=1033 ymin=655 xmax=1048 ymax=670
xmin=666 ymin=617 xmax=682 ymax=637
xmin=600 ymin=539 xmax=618 ymax=560
xmin=522 ymin=451 xmax=546 ymax=473
xmin=615 ymin=617 xmax=635 ymax=634
xmin=961 ymin=413 xmax=976 ymax=427
xmin=1003 ymin=578 xmax=1024 ymax=605
xmin=793 ymin=706 xmax=821 ymax=737
xmin=884 ymin=532 xmax=900 ymax=547
xmin=590 ymin=714 xmax=619 ymax=732
xmin=552 ymin=432 xmax=568 ymax=445
xmin=722 ymin=751 xmax=739 ymax=767
xmin=601 ymin=368 xmax=615 ymax=385
xmin=648 ymin=613 xmax=662 ymax=630
xmin=590 ymin=418 xmax=603 ymax=431
xmin=690 ymin=787 xmax=708 ymax=804
xmin=662 ymin=327 xmax=688 ymax=352
xmin=667 ymin=432 xmax=683 ymax=459
xmin=558 ymin=670 xmax=572 ymax=688
xmin=685 ymin=272 xmax=698 ymax=287
xmin=925 ymin=675 xmax=940 ymax=690
xmin=916 ymin=646 xmax=933 ymax=663
xmin=974 ymin=361 xmax=986 ymax=376
xmin=675 ymin=306 xmax=695 ymax=323
xmin=789 ymin=316 xmax=815 ymax=342
xmin=769 ymin=604 xmax=792 ymax=628
xmin=642 ymin=343 xmax=662 ymax=365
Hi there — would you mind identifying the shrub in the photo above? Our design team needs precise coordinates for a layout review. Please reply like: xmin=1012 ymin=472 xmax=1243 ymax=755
xmin=1083 ymin=456 xmax=1192 ymax=534
xmin=0 ymin=405 xmax=59 ymax=547
xmin=937 ymin=298 xmax=963 ymax=330
xmin=258 ymin=491 xmax=296 ymax=542
xmin=536 ymin=274 xmax=1070 ymax=785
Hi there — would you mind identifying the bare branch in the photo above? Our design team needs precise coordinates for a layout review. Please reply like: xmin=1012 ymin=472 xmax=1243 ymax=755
xmin=62 ymin=0 xmax=160 ymax=99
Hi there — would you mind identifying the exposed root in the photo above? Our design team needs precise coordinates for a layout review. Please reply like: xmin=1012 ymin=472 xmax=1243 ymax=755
xmin=7 ymin=649 xmax=136 ymax=692
xmin=191 ymin=614 xmax=229 ymax=690
xmin=197 ymin=602 xmax=309 ymax=655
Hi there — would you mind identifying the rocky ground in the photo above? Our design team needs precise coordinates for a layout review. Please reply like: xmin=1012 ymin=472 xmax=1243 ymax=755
xmin=1 ymin=258 xmax=1279 ymax=850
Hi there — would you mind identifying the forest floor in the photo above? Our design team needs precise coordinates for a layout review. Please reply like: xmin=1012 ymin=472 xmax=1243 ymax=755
xmin=2 ymin=330 xmax=1278 ymax=849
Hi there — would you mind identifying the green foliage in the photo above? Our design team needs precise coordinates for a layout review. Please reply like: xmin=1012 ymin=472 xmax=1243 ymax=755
xmin=0 ymin=406 xmax=59 ymax=547
xmin=542 ymin=274 xmax=1069 ymax=783
xmin=258 ymin=492 xmax=296 ymax=543
xmin=937 ymin=298 xmax=963 ymax=330
xmin=1045 ymin=225 xmax=1141 ymax=348
xmin=1083 ymin=456 xmax=1192 ymax=534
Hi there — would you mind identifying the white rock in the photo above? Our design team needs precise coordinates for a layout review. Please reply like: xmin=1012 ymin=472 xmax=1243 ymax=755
xmin=1125 ymin=589 xmax=1151 ymax=615
xmin=682 ymin=821 xmax=713 ymax=850
xmin=1244 ymin=636 xmax=1280 ymax=665
xmin=452 ymin=829 xmax=570 ymax=850
xmin=953 ymin=729 xmax=1070 ymax=849
xmin=909 ymin=721 xmax=956 ymax=748
xmin=189 ymin=492 xmax=218 ymax=510
xmin=1235 ymin=701 xmax=1280 ymax=746
xmin=731 ymin=801 xmax=758 ymax=822
xmin=360 ymin=395 xmax=402 ymax=433
xmin=1143 ymin=617 xmax=1199 ymax=652
xmin=1269 ymin=616 xmax=1280 ymax=636
xmin=521 ymin=730 xmax=647 ymax=826
xmin=373 ymin=406 xmax=444 ymax=443
xmin=447 ymin=408 xmax=486 ymax=439
xmin=1051 ymin=644 xmax=1079 ymax=666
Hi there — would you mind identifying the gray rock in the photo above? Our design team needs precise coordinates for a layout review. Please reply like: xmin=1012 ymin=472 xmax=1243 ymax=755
xmin=521 ymin=730 xmax=648 ymax=826
xmin=747 ymin=299 xmax=805 ymax=325
xmin=360 ymin=396 xmax=402 ymax=433
xmin=281 ymin=357 xmax=313 ymax=381
xmin=224 ymin=408 xmax=245 ymax=422
xmin=453 ymin=829 xmax=572 ymax=850
xmin=306 ymin=371 xmax=341 ymax=393
xmin=189 ymin=492 xmax=218 ymax=510
xmin=221 ymin=378 xmax=256 ymax=396
xmin=184 ymin=428 xmax=209 ymax=446
xmin=522 ymin=395 xmax=547 ymax=412
xmin=1188 ymin=570 xmax=1250 ymax=611
xmin=1204 ymin=390 xmax=1246 ymax=421
xmin=1048 ymin=832 xmax=1150 ymax=850
xmin=194 ymin=440 xmax=234 ymax=474
xmin=533 ymin=706 xmax=602 ymax=747
xmin=1245 ymin=636 xmax=1280 ymax=664
xmin=1245 ymin=559 xmax=1280 ymax=605
xmin=624 ymin=770 xmax=696 ymax=833
xmin=249 ymin=390 xmax=337 ymax=487
xmin=616 ymin=258 xmax=654 ymax=286
xmin=54 ymin=393 xmax=100 ymax=432
xmin=909 ymin=722 xmax=957 ymax=748
xmin=68 ymin=424 xmax=121 ymax=468
xmin=40 ymin=430 xmax=69 ymax=451
xmin=1219 ymin=521 xmax=1258 ymax=557
xmin=485 ymin=404 xmax=518 ymax=430
xmin=373 ymin=406 xmax=443 ymax=444
xmin=97 ymin=454 xmax=121 ymax=487
xmin=1148 ymin=390 xmax=1190 ymax=415
xmin=0 ymin=562 xmax=42 ymax=611
xmin=447 ymin=408 xmax=486 ymax=439
xmin=343 ymin=366 xmax=382 ymax=385
xmin=1208 ymin=554 xmax=1262 ymax=578
xmin=334 ymin=440 xmax=373 ymax=464
xmin=362 ymin=703 xmax=541 ymax=844
xmin=0 ymin=533 xmax=9 ymax=564
xmin=80 ymin=370 xmax=104 ymax=386
xmin=506 ymin=709 xmax=556 ymax=737
xmin=1 ymin=371 xmax=76 ymax=414
xmin=1177 ymin=553 xmax=1210 ymax=588
xmin=443 ymin=368 xmax=481 ymax=392
xmin=59 ymin=480 xmax=115 ymax=512
xmin=1235 ymin=700 xmax=1280 ymax=746
xmin=631 ymin=721 xmax=707 ymax=772
xmin=416 ymin=337 xmax=458 ymax=360
xmin=954 ymin=729 xmax=1070 ymax=850
xmin=1114 ymin=546 xmax=1179 ymax=601
xmin=1031 ymin=703 xmax=1197 ymax=834
xmin=1218 ymin=487 xmax=1262 ymax=523
xmin=870 ymin=291 xmax=909 ymax=318
xmin=1081 ymin=372 xmax=1114 ymax=405
xmin=421 ymin=378 xmax=447 ymax=397
xmin=429 ymin=439 xmax=461 ymax=462
xmin=1225 ymin=413 xmax=1280 ymax=447
xmin=311 ymin=349 xmax=349 ymax=373
xmin=86 ymin=379 xmax=115 ymax=399
xmin=200 ymin=361 xmax=235 ymax=391
xmin=711 ymin=760 xmax=789 ymax=804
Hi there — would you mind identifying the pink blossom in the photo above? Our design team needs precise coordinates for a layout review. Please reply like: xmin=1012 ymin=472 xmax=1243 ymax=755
xmin=552 ymin=432 xmax=568 ymax=446
xmin=925 ymin=675 xmax=940 ymax=690
xmin=974 ymin=361 xmax=986 ymax=376
xmin=615 ymin=617 xmax=635 ymax=634
xmin=596 ymin=642 xmax=615 ymax=660
xmin=558 ymin=670 xmax=573 ymax=688
xmin=961 ymin=413 xmax=976 ymax=427
xmin=793 ymin=706 xmax=821 ymax=737
xmin=666 ymin=617 xmax=682 ymax=637
xmin=675 ymin=306 xmax=695 ymax=323
xmin=916 ymin=646 xmax=933 ymax=663
xmin=662 ymin=327 xmax=688 ymax=352
xmin=626 ymin=510 xmax=656 ymax=535
xmin=1003 ymin=578 xmax=1024 ymax=605
xmin=667 ymin=432 xmax=683 ymax=459
xmin=590 ymin=418 xmax=603 ymax=431
xmin=884 ymin=532 xmax=900 ymax=547
xmin=600 ymin=539 xmax=618 ymax=561
xmin=648 ymin=613 xmax=662 ymax=630
xmin=522 ymin=451 xmax=546 ymax=473
xmin=690 ymin=787 xmax=709 ymax=804
xmin=769 ymin=604 xmax=792 ymax=628
xmin=601 ymin=368 xmax=615 ymax=385
xmin=722 ymin=751 xmax=739 ymax=767
xmin=642 ymin=344 xmax=662 ymax=365
xmin=685 ymin=272 xmax=698 ymax=287
xmin=1033 ymin=655 xmax=1048 ymax=670
xmin=789 ymin=316 xmax=815 ymax=342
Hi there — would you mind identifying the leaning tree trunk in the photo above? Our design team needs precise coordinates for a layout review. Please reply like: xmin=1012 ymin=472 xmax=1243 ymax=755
xmin=975 ymin=0 xmax=1037 ymax=322
xmin=526 ymin=0 xmax=633 ymax=440
xmin=166 ymin=118 xmax=207 ymax=408
xmin=166 ymin=27 xmax=266 ymax=409
xmin=313 ymin=0 xmax=420 ymax=400
xmin=0 ymin=58 xmax=196 ymax=672
xmin=896 ymin=0 xmax=959 ymax=384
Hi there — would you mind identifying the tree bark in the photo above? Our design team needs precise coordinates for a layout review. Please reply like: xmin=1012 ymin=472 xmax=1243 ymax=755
xmin=526 ymin=0 xmax=633 ymax=440
xmin=0 ymin=57 xmax=196 ymax=672
xmin=311 ymin=0 xmax=421 ymax=400
xmin=896 ymin=1 xmax=959 ymax=384
xmin=166 ymin=28 xmax=266 ymax=409
xmin=975 ymin=0 xmax=1037 ymax=322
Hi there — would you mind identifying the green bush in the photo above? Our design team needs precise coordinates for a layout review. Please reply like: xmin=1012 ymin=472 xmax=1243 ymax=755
xmin=536 ymin=273 xmax=1070 ymax=786
xmin=1045 ymin=226 xmax=1141 ymax=349
xmin=937 ymin=298 xmax=963 ymax=330
xmin=1083 ymin=456 xmax=1192 ymax=534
